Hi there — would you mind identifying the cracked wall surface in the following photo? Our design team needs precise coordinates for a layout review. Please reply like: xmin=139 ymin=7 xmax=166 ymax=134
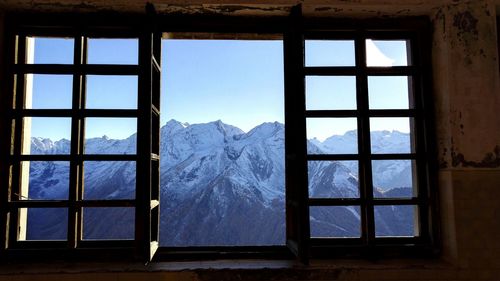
xmin=433 ymin=0 xmax=500 ymax=168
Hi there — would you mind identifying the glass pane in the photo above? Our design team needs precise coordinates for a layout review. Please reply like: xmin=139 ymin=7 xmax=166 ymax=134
xmin=84 ymin=161 xmax=135 ymax=200
xmin=18 ymin=161 xmax=70 ymax=200
xmin=30 ymin=37 xmax=74 ymax=64
xmin=366 ymin=39 xmax=409 ymax=67
xmin=372 ymin=160 xmax=416 ymax=198
xmin=310 ymin=206 xmax=361 ymax=238
xmin=306 ymin=76 xmax=356 ymax=110
xmin=83 ymin=207 xmax=134 ymax=240
xmin=86 ymin=75 xmax=138 ymax=109
xmin=307 ymin=118 xmax=358 ymax=154
xmin=160 ymin=39 xmax=285 ymax=246
xmin=368 ymin=76 xmax=411 ymax=109
xmin=375 ymin=205 xmax=418 ymax=237
xmin=84 ymin=118 xmax=137 ymax=154
xmin=370 ymin=117 xmax=412 ymax=154
xmin=21 ymin=208 xmax=68 ymax=240
xmin=87 ymin=38 xmax=138 ymax=65
xmin=308 ymin=161 xmax=359 ymax=198
xmin=29 ymin=74 xmax=73 ymax=109
xmin=24 ymin=117 xmax=72 ymax=155
xmin=305 ymin=40 xmax=355 ymax=66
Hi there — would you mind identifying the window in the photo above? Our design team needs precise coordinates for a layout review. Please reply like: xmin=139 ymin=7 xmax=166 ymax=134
xmin=1 ymin=11 xmax=437 ymax=262
xmin=159 ymin=37 xmax=286 ymax=247
xmin=2 ymin=17 xmax=161 ymax=260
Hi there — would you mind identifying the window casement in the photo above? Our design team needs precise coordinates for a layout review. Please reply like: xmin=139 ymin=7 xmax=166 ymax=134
xmin=1 ymin=15 xmax=161 ymax=261
xmin=285 ymin=11 xmax=438 ymax=260
xmin=0 ymin=9 xmax=438 ymax=263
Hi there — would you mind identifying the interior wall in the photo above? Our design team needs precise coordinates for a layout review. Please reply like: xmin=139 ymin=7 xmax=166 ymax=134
xmin=0 ymin=0 xmax=499 ymax=280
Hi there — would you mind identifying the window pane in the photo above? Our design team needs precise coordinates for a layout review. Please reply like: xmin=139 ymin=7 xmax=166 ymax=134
xmin=375 ymin=205 xmax=418 ymax=237
xmin=21 ymin=208 xmax=68 ymax=240
xmin=370 ymin=117 xmax=413 ymax=154
xmin=84 ymin=118 xmax=137 ymax=154
xmin=307 ymin=118 xmax=358 ymax=154
xmin=84 ymin=161 xmax=135 ymax=200
xmin=29 ymin=74 xmax=73 ymax=109
xmin=87 ymin=38 xmax=138 ymax=65
xmin=18 ymin=161 xmax=70 ymax=200
xmin=86 ymin=75 xmax=138 ymax=109
xmin=30 ymin=37 xmax=74 ymax=64
xmin=306 ymin=76 xmax=356 ymax=110
xmin=372 ymin=160 xmax=416 ymax=198
xmin=368 ymin=76 xmax=411 ymax=109
xmin=24 ymin=117 xmax=72 ymax=155
xmin=308 ymin=161 xmax=359 ymax=198
xmin=305 ymin=40 xmax=355 ymax=66
xmin=160 ymin=38 xmax=285 ymax=246
xmin=366 ymin=39 xmax=409 ymax=67
xmin=83 ymin=207 xmax=134 ymax=240
xmin=310 ymin=206 xmax=361 ymax=238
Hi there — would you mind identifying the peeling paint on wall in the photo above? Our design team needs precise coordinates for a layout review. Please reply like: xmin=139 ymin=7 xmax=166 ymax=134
xmin=451 ymin=145 xmax=500 ymax=168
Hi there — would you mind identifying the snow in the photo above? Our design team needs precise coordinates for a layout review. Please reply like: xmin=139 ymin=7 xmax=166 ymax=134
xmin=29 ymin=119 xmax=409 ymax=203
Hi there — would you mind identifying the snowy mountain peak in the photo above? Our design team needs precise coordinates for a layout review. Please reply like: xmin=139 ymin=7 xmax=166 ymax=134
xmin=246 ymin=122 xmax=283 ymax=139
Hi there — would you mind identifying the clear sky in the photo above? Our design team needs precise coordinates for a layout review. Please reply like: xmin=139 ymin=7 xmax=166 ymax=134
xmin=29 ymin=37 xmax=409 ymax=141
xmin=161 ymin=39 xmax=284 ymax=133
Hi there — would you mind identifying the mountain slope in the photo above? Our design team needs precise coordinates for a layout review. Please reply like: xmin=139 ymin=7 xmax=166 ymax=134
xmin=26 ymin=120 xmax=414 ymax=243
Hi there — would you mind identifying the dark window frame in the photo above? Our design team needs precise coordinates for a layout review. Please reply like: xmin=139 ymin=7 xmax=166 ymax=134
xmin=0 ymin=13 xmax=161 ymax=261
xmin=0 ymin=9 xmax=439 ymax=263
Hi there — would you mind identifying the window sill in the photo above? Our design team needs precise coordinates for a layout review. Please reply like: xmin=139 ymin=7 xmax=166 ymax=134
xmin=0 ymin=258 xmax=455 ymax=276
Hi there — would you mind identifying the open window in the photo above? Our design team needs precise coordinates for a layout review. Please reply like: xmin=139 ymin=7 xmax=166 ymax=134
xmin=3 ymin=17 xmax=161 ymax=261
xmin=1 ymin=10 xmax=437 ymax=262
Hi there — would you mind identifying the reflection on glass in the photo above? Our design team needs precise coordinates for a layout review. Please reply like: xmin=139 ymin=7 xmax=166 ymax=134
xmin=87 ymin=38 xmax=138 ymax=65
xmin=308 ymin=161 xmax=359 ymax=198
xmin=84 ymin=118 xmax=137 ymax=154
xmin=375 ymin=205 xmax=417 ymax=237
xmin=24 ymin=117 xmax=72 ymax=155
xmin=305 ymin=40 xmax=355 ymax=66
xmin=30 ymin=37 xmax=74 ymax=64
xmin=370 ymin=117 xmax=412 ymax=154
xmin=310 ymin=206 xmax=361 ymax=238
xmin=84 ymin=161 xmax=136 ymax=200
xmin=306 ymin=76 xmax=357 ymax=110
xmin=366 ymin=39 xmax=408 ymax=67
xmin=29 ymin=74 xmax=73 ymax=109
xmin=372 ymin=160 xmax=416 ymax=198
xmin=83 ymin=207 xmax=134 ymax=240
xmin=368 ymin=76 xmax=411 ymax=109
xmin=23 ymin=208 xmax=68 ymax=240
xmin=86 ymin=75 xmax=138 ymax=109
xmin=307 ymin=118 xmax=358 ymax=154
xmin=19 ymin=161 xmax=70 ymax=200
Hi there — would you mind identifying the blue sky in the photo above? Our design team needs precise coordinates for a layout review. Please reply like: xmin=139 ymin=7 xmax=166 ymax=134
xmin=28 ymin=37 xmax=409 ymax=141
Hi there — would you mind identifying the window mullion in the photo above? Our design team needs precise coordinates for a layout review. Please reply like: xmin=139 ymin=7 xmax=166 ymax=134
xmin=354 ymin=33 xmax=375 ymax=247
xmin=67 ymin=34 xmax=85 ymax=249
xmin=284 ymin=4 xmax=310 ymax=264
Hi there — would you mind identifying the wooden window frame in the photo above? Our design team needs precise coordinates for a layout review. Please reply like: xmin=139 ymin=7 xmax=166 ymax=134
xmin=0 ymin=13 xmax=161 ymax=262
xmin=0 ymin=8 xmax=439 ymax=263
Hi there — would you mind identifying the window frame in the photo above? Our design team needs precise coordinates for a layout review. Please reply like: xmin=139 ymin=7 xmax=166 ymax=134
xmin=0 ymin=13 xmax=161 ymax=261
xmin=0 ymin=10 xmax=439 ymax=263
xmin=298 ymin=18 xmax=439 ymax=259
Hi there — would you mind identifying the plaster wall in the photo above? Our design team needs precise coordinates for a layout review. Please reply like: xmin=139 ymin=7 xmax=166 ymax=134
xmin=0 ymin=0 xmax=499 ymax=280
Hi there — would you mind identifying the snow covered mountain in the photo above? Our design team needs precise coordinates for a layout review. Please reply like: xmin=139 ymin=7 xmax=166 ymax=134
xmin=310 ymin=130 xmax=413 ymax=193
xmin=25 ymin=120 xmax=414 ymax=243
